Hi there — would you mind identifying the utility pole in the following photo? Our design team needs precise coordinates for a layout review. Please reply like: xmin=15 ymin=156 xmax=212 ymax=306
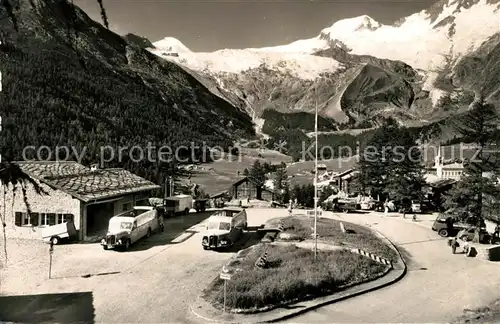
xmin=314 ymin=90 xmax=318 ymax=261
xmin=48 ymin=240 xmax=54 ymax=279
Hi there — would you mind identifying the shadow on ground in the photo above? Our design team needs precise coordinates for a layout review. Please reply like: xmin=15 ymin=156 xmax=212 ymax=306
xmin=0 ymin=292 xmax=95 ymax=323
xmin=122 ymin=211 xmax=215 ymax=251
xmin=398 ymin=237 xmax=445 ymax=246
xmin=395 ymin=244 xmax=429 ymax=271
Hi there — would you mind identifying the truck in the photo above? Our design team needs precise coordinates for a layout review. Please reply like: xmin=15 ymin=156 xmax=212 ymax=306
xmin=193 ymin=199 xmax=208 ymax=213
xmin=323 ymin=198 xmax=357 ymax=213
xmin=41 ymin=221 xmax=77 ymax=245
xmin=202 ymin=208 xmax=247 ymax=250
xmin=164 ymin=194 xmax=193 ymax=217
xmin=101 ymin=206 xmax=164 ymax=251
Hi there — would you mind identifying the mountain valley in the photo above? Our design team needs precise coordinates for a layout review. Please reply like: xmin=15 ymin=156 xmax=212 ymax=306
xmin=0 ymin=0 xmax=499 ymax=166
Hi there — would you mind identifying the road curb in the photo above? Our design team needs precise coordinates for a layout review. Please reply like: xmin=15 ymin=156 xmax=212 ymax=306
xmin=190 ymin=226 xmax=407 ymax=323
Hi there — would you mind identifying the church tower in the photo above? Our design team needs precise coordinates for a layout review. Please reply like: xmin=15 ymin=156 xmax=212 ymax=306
xmin=435 ymin=144 xmax=443 ymax=178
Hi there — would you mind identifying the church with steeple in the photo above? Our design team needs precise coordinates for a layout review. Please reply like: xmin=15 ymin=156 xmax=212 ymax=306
xmin=426 ymin=144 xmax=465 ymax=182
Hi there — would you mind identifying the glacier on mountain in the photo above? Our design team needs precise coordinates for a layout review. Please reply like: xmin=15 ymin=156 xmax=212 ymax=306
xmin=151 ymin=0 xmax=500 ymax=75
xmin=149 ymin=0 xmax=500 ymax=108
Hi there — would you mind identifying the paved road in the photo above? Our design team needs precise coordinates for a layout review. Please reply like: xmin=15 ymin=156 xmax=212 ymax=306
xmin=2 ymin=209 xmax=499 ymax=323
xmin=288 ymin=211 xmax=500 ymax=323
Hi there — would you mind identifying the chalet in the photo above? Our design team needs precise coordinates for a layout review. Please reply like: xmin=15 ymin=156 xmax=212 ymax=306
xmin=331 ymin=169 xmax=359 ymax=194
xmin=2 ymin=161 xmax=160 ymax=241
xmin=230 ymin=176 xmax=274 ymax=201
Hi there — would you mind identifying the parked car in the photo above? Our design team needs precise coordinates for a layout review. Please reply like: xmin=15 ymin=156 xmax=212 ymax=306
xmin=323 ymin=199 xmax=357 ymax=213
xmin=101 ymin=206 xmax=163 ymax=251
xmin=386 ymin=200 xmax=397 ymax=212
xmin=392 ymin=199 xmax=418 ymax=213
xmin=373 ymin=201 xmax=385 ymax=212
xmin=420 ymin=200 xmax=436 ymax=213
xmin=457 ymin=227 xmax=491 ymax=243
xmin=193 ymin=199 xmax=208 ymax=212
xmin=411 ymin=201 xmax=422 ymax=213
xmin=271 ymin=201 xmax=287 ymax=208
xmin=202 ymin=208 xmax=247 ymax=250
xmin=431 ymin=213 xmax=471 ymax=237
xmin=360 ymin=200 xmax=377 ymax=210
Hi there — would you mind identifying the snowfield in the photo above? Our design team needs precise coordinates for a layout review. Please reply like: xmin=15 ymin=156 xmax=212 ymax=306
xmin=150 ymin=0 xmax=500 ymax=77
xmin=149 ymin=47 xmax=343 ymax=80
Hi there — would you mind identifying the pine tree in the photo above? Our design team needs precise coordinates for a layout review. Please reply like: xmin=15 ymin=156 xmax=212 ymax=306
xmin=385 ymin=126 xmax=426 ymax=209
xmin=248 ymin=160 xmax=267 ymax=200
xmin=354 ymin=119 xmax=425 ymax=204
xmin=444 ymin=100 xmax=500 ymax=239
xmin=282 ymin=184 xmax=291 ymax=203
xmin=273 ymin=165 xmax=287 ymax=203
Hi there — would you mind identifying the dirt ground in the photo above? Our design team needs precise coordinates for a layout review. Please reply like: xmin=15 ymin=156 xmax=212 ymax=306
xmin=0 ymin=209 xmax=274 ymax=323
xmin=451 ymin=299 xmax=500 ymax=324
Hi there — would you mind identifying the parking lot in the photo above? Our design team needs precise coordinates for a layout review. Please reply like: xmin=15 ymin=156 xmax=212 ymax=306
xmin=0 ymin=209 xmax=280 ymax=323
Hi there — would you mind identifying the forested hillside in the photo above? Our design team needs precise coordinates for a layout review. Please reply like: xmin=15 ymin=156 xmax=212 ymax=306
xmin=0 ymin=0 xmax=255 ymax=187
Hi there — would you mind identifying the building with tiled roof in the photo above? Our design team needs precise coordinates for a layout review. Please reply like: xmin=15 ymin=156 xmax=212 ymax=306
xmin=2 ymin=161 xmax=160 ymax=241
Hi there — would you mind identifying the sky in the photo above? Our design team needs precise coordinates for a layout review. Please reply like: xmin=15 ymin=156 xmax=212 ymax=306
xmin=74 ymin=0 xmax=438 ymax=51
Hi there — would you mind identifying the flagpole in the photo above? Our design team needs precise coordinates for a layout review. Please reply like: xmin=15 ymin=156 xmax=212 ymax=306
xmin=314 ymin=91 xmax=318 ymax=261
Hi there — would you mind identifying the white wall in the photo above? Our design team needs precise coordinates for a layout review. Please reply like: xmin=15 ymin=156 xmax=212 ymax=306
xmin=1 ymin=180 xmax=81 ymax=240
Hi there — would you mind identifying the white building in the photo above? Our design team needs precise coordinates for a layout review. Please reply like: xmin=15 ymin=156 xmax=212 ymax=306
xmin=2 ymin=161 xmax=160 ymax=241
xmin=425 ymin=145 xmax=465 ymax=182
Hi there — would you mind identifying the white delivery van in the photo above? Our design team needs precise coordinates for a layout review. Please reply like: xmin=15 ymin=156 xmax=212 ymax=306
xmin=101 ymin=206 xmax=163 ymax=250
xmin=202 ymin=208 xmax=247 ymax=250
xmin=164 ymin=194 xmax=193 ymax=217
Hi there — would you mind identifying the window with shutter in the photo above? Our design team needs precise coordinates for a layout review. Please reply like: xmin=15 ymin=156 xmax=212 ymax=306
xmin=14 ymin=212 xmax=22 ymax=226
xmin=22 ymin=213 xmax=30 ymax=225
xmin=48 ymin=213 xmax=56 ymax=226
xmin=30 ymin=213 xmax=39 ymax=226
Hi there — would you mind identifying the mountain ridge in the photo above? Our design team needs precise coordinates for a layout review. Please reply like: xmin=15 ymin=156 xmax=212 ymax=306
xmin=0 ymin=0 xmax=255 ymax=183
xmin=149 ymin=0 xmax=499 ymax=142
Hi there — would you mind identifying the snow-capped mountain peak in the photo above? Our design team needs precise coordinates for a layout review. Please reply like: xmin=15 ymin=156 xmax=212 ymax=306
xmin=151 ymin=0 xmax=500 ymax=83
xmin=322 ymin=15 xmax=382 ymax=34
xmin=153 ymin=37 xmax=191 ymax=53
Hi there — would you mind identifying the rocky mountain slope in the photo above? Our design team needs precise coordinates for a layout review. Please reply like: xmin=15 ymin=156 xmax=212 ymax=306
xmin=151 ymin=0 xmax=500 ymax=137
xmin=0 ymin=0 xmax=254 ymax=182
xmin=449 ymin=31 xmax=500 ymax=103
xmin=123 ymin=33 xmax=156 ymax=49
